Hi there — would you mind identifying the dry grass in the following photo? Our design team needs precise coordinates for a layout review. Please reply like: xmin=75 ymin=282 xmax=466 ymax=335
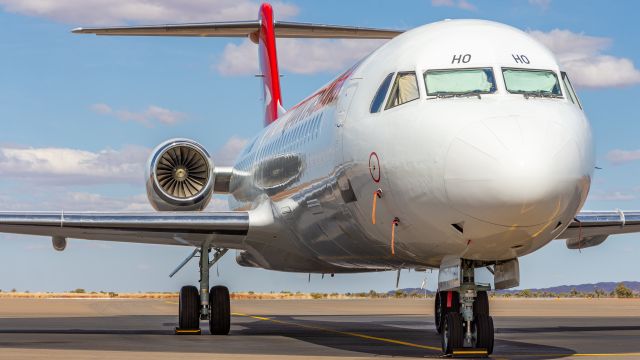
xmin=0 ymin=292 xmax=359 ymax=300
xmin=0 ymin=292 xmax=178 ymax=299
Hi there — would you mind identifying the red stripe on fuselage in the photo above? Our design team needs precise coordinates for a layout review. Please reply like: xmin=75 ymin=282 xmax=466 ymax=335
xmin=281 ymin=64 xmax=358 ymax=130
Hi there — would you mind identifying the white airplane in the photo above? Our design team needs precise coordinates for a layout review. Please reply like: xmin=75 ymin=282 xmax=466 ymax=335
xmin=1 ymin=2 xmax=639 ymax=356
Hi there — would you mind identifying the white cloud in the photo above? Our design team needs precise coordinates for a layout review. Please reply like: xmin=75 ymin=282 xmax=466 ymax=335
xmin=606 ymin=149 xmax=640 ymax=165
xmin=529 ymin=29 xmax=640 ymax=88
xmin=529 ymin=0 xmax=551 ymax=9
xmin=0 ymin=0 xmax=298 ymax=25
xmin=0 ymin=191 xmax=152 ymax=212
xmin=66 ymin=192 xmax=152 ymax=211
xmin=588 ymin=191 xmax=636 ymax=201
xmin=91 ymin=103 xmax=185 ymax=127
xmin=0 ymin=145 xmax=150 ymax=185
xmin=90 ymin=103 xmax=112 ymax=114
xmin=0 ymin=136 xmax=248 ymax=212
xmin=431 ymin=0 xmax=477 ymax=11
xmin=217 ymin=38 xmax=386 ymax=76
xmin=213 ymin=136 xmax=248 ymax=165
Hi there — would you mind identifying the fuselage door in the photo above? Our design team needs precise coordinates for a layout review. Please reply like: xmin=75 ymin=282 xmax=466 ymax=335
xmin=336 ymin=80 xmax=359 ymax=126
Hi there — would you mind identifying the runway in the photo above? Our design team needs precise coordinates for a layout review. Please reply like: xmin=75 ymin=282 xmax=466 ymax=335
xmin=0 ymin=298 xmax=639 ymax=359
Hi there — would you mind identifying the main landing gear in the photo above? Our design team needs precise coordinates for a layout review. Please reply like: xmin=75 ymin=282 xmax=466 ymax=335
xmin=175 ymin=242 xmax=230 ymax=335
xmin=436 ymin=259 xmax=494 ymax=356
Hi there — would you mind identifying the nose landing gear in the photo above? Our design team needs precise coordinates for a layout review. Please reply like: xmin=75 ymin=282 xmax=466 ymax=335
xmin=175 ymin=243 xmax=230 ymax=335
xmin=436 ymin=259 xmax=495 ymax=357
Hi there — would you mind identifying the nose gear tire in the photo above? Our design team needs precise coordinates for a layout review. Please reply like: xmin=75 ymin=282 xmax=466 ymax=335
xmin=474 ymin=314 xmax=494 ymax=354
xmin=474 ymin=290 xmax=489 ymax=316
xmin=442 ymin=312 xmax=464 ymax=355
xmin=435 ymin=290 xmax=460 ymax=333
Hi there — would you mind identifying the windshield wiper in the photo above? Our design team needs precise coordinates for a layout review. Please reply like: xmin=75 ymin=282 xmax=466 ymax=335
xmin=429 ymin=91 xmax=482 ymax=99
xmin=518 ymin=90 xmax=563 ymax=99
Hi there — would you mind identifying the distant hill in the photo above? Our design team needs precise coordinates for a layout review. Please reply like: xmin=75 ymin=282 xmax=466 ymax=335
xmin=392 ymin=281 xmax=640 ymax=295
xmin=497 ymin=281 xmax=640 ymax=295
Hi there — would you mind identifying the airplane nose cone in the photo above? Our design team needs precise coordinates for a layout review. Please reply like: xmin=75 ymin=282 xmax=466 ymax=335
xmin=444 ymin=115 xmax=588 ymax=227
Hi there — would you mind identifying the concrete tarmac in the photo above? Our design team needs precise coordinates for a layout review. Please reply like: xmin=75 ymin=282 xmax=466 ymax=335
xmin=0 ymin=298 xmax=639 ymax=359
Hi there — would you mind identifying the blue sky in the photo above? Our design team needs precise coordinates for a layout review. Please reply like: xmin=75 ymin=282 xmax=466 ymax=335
xmin=1 ymin=0 xmax=639 ymax=293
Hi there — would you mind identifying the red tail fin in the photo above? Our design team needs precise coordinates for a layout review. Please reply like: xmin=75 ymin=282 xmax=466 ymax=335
xmin=258 ymin=3 xmax=283 ymax=126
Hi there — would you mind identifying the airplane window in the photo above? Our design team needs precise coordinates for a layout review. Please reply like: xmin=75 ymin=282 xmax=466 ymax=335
xmin=502 ymin=68 xmax=562 ymax=97
xmin=561 ymin=71 xmax=582 ymax=109
xmin=385 ymin=72 xmax=420 ymax=109
xmin=370 ymin=73 xmax=394 ymax=113
xmin=424 ymin=68 xmax=496 ymax=96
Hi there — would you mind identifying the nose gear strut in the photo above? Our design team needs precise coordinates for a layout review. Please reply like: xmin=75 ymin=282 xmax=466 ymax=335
xmin=437 ymin=259 xmax=494 ymax=356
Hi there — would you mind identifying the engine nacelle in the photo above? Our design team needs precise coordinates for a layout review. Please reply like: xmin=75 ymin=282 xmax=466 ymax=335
xmin=146 ymin=139 xmax=214 ymax=211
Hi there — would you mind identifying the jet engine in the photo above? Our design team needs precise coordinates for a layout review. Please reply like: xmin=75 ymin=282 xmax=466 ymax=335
xmin=146 ymin=139 xmax=214 ymax=211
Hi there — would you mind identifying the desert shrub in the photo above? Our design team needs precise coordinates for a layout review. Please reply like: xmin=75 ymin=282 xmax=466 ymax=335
xmin=615 ymin=283 xmax=633 ymax=298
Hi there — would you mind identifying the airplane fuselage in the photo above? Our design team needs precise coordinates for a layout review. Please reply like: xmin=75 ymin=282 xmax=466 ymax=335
xmin=228 ymin=19 xmax=594 ymax=273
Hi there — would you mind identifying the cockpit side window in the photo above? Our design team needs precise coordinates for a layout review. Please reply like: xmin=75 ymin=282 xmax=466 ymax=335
xmin=385 ymin=72 xmax=420 ymax=110
xmin=370 ymin=73 xmax=394 ymax=113
xmin=561 ymin=71 xmax=582 ymax=109
xmin=502 ymin=68 xmax=562 ymax=98
xmin=424 ymin=68 xmax=496 ymax=97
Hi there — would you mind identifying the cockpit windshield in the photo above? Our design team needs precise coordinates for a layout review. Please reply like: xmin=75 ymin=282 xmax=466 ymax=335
xmin=502 ymin=68 xmax=562 ymax=98
xmin=424 ymin=68 xmax=496 ymax=97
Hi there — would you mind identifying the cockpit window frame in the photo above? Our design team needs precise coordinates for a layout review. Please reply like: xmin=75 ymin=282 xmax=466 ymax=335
xmin=370 ymin=72 xmax=394 ymax=114
xmin=561 ymin=71 xmax=582 ymax=110
xmin=423 ymin=67 xmax=498 ymax=97
xmin=501 ymin=67 xmax=564 ymax=98
xmin=384 ymin=71 xmax=421 ymax=110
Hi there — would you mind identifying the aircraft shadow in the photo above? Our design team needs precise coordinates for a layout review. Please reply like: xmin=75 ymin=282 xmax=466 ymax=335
xmin=0 ymin=314 xmax=619 ymax=358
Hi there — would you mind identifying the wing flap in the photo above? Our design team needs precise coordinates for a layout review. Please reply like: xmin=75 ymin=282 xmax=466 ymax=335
xmin=72 ymin=21 xmax=403 ymax=39
xmin=0 ymin=211 xmax=249 ymax=248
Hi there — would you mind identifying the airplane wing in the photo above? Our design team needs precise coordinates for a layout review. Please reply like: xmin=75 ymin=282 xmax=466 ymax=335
xmin=71 ymin=20 xmax=403 ymax=39
xmin=558 ymin=210 xmax=640 ymax=249
xmin=0 ymin=211 xmax=250 ymax=249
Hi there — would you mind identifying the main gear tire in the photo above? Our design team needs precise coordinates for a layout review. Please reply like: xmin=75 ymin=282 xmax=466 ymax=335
xmin=179 ymin=285 xmax=200 ymax=330
xmin=209 ymin=285 xmax=231 ymax=335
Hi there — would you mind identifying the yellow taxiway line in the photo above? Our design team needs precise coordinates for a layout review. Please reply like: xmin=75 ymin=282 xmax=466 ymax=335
xmin=231 ymin=312 xmax=640 ymax=358
xmin=233 ymin=312 xmax=445 ymax=352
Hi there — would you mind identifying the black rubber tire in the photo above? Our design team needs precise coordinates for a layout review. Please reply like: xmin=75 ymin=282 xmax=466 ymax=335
xmin=434 ymin=291 xmax=443 ymax=333
xmin=209 ymin=285 xmax=231 ymax=335
xmin=436 ymin=290 xmax=460 ymax=334
xmin=179 ymin=285 xmax=200 ymax=330
xmin=474 ymin=314 xmax=494 ymax=355
xmin=442 ymin=312 xmax=464 ymax=355
xmin=474 ymin=290 xmax=489 ymax=317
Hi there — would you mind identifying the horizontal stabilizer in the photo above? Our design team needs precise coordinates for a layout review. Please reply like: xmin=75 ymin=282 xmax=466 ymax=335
xmin=72 ymin=21 xmax=404 ymax=40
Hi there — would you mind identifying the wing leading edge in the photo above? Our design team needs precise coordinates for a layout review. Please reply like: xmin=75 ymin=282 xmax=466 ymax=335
xmin=0 ymin=211 xmax=249 ymax=249
xmin=559 ymin=210 xmax=640 ymax=249
xmin=71 ymin=21 xmax=404 ymax=40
